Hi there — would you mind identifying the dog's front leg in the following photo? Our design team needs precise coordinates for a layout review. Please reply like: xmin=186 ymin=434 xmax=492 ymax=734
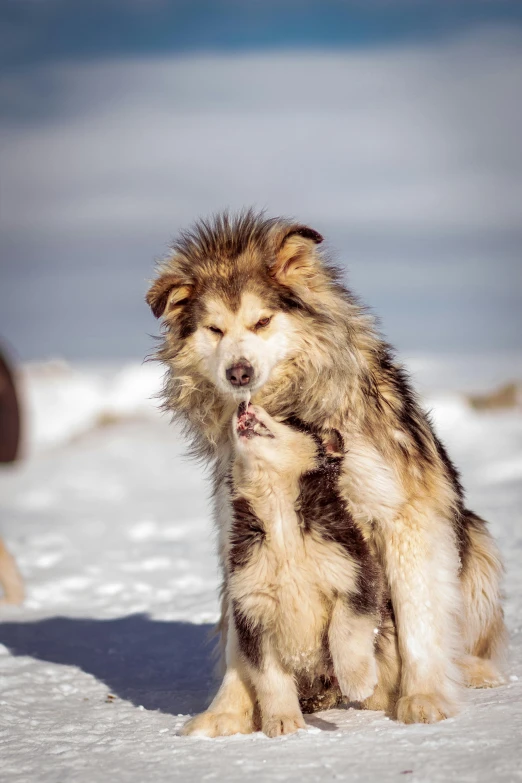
xmin=180 ymin=622 xmax=256 ymax=737
xmin=245 ymin=645 xmax=305 ymax=738
xmin=377 ymin=510 xmax=464 ymax=723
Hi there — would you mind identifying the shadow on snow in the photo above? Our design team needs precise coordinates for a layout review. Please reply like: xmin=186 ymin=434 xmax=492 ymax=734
xmin=0 ymin=613 xmax=218 ymax=715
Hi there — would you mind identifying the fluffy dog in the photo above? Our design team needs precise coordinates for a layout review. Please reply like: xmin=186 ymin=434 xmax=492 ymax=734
xmin=211 ymin=402 xmax=383 ymax=737
xmin=147 ymin=210 xmax=506 ymax=733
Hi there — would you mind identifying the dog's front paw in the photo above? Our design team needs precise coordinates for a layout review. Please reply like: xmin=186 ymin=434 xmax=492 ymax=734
xmin=180 ymin=710 xmax=254 ymax=738
xmin=336 ymin=654 xmax=378 ymax=702
xmin=396 ymin=693 xmax=458 ymax=724
xmin=262 ymin=712 xmax=305 ymax=738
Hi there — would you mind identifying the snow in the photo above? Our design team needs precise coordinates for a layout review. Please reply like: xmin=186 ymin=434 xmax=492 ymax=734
xmin=1 ymin=357 xmax=521 ymax=782
xmin=17 ymin=361 xmax=164 ymax=455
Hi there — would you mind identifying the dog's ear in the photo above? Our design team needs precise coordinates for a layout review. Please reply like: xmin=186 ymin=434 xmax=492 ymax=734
xmin=321 ymin=428 xmax=345 ymax=459
xmin=146 ymin=274 xmax=194 ymax=319
xmin=270 ymin=225 xmax=324 ymax=286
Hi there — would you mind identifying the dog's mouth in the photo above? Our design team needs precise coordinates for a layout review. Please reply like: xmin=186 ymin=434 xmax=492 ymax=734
xmin=236 ymin=402 xmax=274 ymax=439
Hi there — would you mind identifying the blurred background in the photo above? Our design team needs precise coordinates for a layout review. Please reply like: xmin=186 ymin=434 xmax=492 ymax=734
xmin=1 ymin=0 xmax=521 ymax=364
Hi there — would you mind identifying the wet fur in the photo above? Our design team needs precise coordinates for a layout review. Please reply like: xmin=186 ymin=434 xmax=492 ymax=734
xmin=147 ymin=210 xmax=507 ymax=735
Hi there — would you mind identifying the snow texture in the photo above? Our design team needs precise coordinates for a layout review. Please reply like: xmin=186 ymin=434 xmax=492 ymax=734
xmin=0 ymin=357 xmax=521 ymax=782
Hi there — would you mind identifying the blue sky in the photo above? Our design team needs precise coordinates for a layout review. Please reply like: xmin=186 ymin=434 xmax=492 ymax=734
xmin=2 ymin=1 xmax=522 ymax=66
xmin=1 ymin=2 xmax=521 ymax=361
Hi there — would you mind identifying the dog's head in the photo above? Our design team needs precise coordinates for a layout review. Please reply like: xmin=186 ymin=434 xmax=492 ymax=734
xmin=146 ymin=211 xmax=330 ymax=400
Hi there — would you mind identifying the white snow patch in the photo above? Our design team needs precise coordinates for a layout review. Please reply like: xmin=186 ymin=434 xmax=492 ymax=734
xmin=17 ymin=360 xmax=165 ymax=455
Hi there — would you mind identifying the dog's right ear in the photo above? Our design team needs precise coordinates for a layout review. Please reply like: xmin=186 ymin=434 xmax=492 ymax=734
xmin=146 ymin=274 xmax=194 ymax=319
xmin=270 ymin=225 xmax=324 ymax=287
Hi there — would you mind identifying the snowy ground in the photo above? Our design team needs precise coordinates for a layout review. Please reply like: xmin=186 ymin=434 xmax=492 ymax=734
xmin=1 ymin=356 xmax=521 ymax=782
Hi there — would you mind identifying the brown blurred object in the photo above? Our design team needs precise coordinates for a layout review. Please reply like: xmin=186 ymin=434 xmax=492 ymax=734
xmin=0 ymin=344 xmax=21 ymax=463
xmin=0 ymin=344 xmax=24 ymax=604
xmin=467 ymin=382 xmax=521 ymax=411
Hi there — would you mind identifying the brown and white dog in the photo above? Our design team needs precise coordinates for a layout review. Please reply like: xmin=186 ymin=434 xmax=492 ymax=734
xmin=219 ymin=402 xmax=384 ymax=737
xmin=146 ymin=210 xmax=506 ymax=733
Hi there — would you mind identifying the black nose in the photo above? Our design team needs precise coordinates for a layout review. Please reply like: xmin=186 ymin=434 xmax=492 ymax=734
xmin=226 ymin=360 xmax=254 ymax=387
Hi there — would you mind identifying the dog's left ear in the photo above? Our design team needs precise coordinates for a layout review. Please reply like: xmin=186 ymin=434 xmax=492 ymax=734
xmin=270 ymin=225 xmax=324 ymax=286
xmin=321 ymin=429 xmax=345 ymax=459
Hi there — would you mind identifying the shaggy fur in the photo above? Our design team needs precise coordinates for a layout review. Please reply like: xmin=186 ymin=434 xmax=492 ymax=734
xmin=223 ymin=404 xmax=384 ymax=736
xmin=147 ymin=209 xmax=507 ymax=735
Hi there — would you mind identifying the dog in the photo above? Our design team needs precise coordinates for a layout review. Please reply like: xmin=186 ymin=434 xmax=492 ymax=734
xmin=147 ymin=210 xmax=506 ymax=732
xmin=180 ymin=403 xmax=496 ymax=736
xmin=0 ymin=539 xmax=24 ymax=605
xmin=187 ymin=402 xmax=384 ymax=737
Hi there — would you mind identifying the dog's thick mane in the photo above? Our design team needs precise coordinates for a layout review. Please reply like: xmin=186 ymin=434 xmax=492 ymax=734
xmin=172 ymin=210 xmax=280 ymax=266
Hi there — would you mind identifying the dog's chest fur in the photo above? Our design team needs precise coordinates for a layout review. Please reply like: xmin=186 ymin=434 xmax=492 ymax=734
xmin=228 ymin=468 xmax=359 ymax=675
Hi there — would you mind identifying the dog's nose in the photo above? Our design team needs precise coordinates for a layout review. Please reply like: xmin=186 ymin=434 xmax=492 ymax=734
xmin=226 ymin=360 xmax=254 ymax=387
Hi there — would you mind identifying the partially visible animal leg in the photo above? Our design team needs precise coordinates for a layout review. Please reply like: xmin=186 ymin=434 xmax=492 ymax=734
xmin=247 ymin=646 xmax=305 ymax=738
xmin=459 ymin=655 xmax=506 ymax=688
xmin=377 ymin=511 xmax=463 ymax=724
xmin=180 ymin=622 xmax=256 ymax=737
xmin=0 ymin=538 xmax=24 ymax=605
xmin=362 ymin=614 xmax=401 ymax=715
xmin=328 ymin=597 xmax=378 ymax=702
xmin=459 ymin=510 xmax=507 ymax=687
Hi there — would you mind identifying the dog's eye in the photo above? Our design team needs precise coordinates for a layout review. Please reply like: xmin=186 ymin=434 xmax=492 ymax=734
xmin=254 ymin=317 xmax=272 ymax=330
xmin=207 ymin=325 xmax=224 ymax=336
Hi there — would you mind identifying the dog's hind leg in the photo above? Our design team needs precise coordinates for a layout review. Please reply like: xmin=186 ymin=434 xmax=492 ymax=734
xmin=362 ymin=615 xmax=401 ymax=715
xmin=180 ymin=623 xmax=256 ymax=738
xmin=459 ymin=510 xmax=507 ymax=686
xmin=459 ymin=655 xmax=506 ymax=688
xmin=328 ymin=598 xmax=379 ymax=702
